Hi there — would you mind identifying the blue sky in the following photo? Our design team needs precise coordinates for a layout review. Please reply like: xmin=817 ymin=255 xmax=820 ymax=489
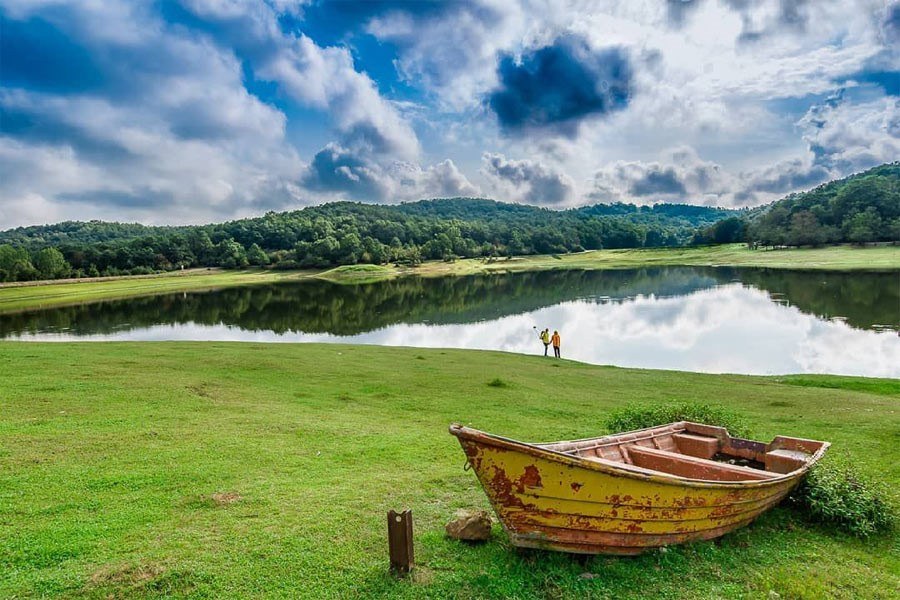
xmin=0 ymin=0 xmax=897 ymax=226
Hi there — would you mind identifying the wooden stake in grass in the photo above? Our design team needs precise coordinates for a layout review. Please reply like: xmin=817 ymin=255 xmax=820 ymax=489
xmin=387 ymin=509 xmax=414 ymax=576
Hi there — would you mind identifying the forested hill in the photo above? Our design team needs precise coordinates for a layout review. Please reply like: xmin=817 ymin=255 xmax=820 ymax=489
xmin=696 ymin=163 xmax=900 ymax=246
xmin=2 ymin=160 xmax=896 ymax=283
xmin=0 ymin=199 xmax=734 ymax=249
xmin=0 ymin=199 xmax=737 ymax=281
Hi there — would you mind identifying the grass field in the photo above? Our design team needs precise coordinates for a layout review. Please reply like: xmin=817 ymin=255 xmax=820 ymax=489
xmin=406 ymin=243 xmax=900 ymax=279
xmin=0 ymin=269 xmax=313 ymax=314
xmin=2 ymin=244 xmax=898 ymax=314
xmin=1 ymin=343 xmax=897 ymax=599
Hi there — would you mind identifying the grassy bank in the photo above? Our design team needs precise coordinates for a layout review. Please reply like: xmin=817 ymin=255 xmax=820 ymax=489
xmin=1 ymin=343 xmax=897 ymax=599
xmin=466 ymin=243 xmax=900 ymax=274
xmin=0 ymin=269 xmax=314 ymax=314
xmin=1 ymin=244 xmax=898 ymax=314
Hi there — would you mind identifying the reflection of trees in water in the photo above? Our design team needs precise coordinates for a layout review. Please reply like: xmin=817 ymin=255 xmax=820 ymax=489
xmin=732 ymin=269 xmax=899 ymax=331
xmin=0 ymin=267 xmax=895 ymax=337
xmin=0 ymin=268 xmax=719 ymax=337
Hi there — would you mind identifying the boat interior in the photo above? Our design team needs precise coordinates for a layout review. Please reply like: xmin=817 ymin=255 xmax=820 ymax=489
xmin=540 ymin=422 xmax=828 ymax=482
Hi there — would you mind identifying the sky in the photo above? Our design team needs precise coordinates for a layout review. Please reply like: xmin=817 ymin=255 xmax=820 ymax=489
xmin=0 ymin=0 xmax=898 ymax=227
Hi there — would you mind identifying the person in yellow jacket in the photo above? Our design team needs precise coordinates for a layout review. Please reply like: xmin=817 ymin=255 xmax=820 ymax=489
xmin=551 ymin=330 xmax=561 ymax=358
xmin=539 ymin=328 xmax=551 ymax=356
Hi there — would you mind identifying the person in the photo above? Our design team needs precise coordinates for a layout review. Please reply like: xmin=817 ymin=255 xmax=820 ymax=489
xmin=551 ymin=330 xmax=561 ymax=358
xmin=539 ymin=328 xmax=550 ymax=356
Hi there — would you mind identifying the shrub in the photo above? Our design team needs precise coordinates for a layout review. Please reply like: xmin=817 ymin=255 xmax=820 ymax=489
xmin=603 ymin=402 xmax=750 ymax=438
xmin=487 ymin=378 xmax=509 ymax=388
xmin=789 ymin=461 xmax=895 ymax=537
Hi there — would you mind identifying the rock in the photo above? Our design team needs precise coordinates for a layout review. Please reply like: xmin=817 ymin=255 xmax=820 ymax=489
xmin=445 ymin=509 xmax=492 ymax=541
xmin=579 ymin=572 xmax=600 ymax=580
xmin=768 ymin=592 xmax=781 ymax=600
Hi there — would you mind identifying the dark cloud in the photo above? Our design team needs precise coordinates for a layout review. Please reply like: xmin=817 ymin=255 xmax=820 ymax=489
xmin=885 ymin=1 xmax=900 ymax=42
xmin=488 ymin=35 xmax=632 ymax=136
xmin=59 ymin=188 xmax=177 ymax=209
xmin=302 ymin=144 xmax=388 ymax=198
xmin=591 ymin=153 xmax=722 ymax=205
xmin=731 ymin=190 xmax=759 ymax=206
xmin=482 ymin=153 xmax=574 ymax=205
xmin=300 ymin=145 xmax=480 ymax=202
xmin=745 ymin=159 xmax=831 ymax=193
xmin=0 ymin=99 xmax=139 ymax=164
xmin=666 ymin=0 xmax=704 ymax=28
xmin=734 ymin=0 xmax=811 ymax=45
xmin=630 ymin=166 xmax=687 ymax=196
xmin=778 ymin=0 xmax=809 ymax=30
xmin=341 ymin=122 xmax=408 ymax=156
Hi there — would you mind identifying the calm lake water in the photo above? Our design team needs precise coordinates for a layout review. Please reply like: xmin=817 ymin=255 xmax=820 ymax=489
xmin=3 ymin=267 xmax=898 ymax=377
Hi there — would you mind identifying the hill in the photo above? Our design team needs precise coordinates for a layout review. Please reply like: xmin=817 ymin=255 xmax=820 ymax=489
xmin=0 ymin=198 xmax=737 ymax=282
xmin=695 ymin=163 xmax=900 ymax=246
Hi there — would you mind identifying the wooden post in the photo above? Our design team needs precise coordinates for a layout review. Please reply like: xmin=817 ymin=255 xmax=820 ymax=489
xmin=387 ymin=509 xmax=414 ymax=575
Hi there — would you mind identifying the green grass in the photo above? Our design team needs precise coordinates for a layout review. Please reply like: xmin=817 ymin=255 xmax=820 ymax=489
xmin=775 ymin=375 xmax=900 ymax=397
xmin=1 ymin=343 xmax=897 ymax=599
xmin=0 ymin=269 xmax=314 ymax=314
xmin=2 ymin=244 xmax=897 ymax=314
xmin=472 ymin=244 xmax=900 ymax=275
xmin=317 ymin=264 xmax=398 ymax=284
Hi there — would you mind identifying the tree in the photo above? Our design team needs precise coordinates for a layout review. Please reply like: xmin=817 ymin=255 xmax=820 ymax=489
xmin=247 ymin=243 xmax=269 ymax=266
xmin=710 ymin=217 xmax=746 ymax=244
xmin=216 ymin=239 xmax=249 ymax=268
xmin=34 ymin=247 xmax=70 ymax=279
xmin=336 ymin=232 xmax=363 ymax=264
xmin=787 ymin=211 xmax=826 ymax=246
xmin=188 ymin=230 xmax=216 ymax=266
xmin=844 ymin=207 xmax=882 ymax=245
xmin=0 ymin=244 xmax=36 ymax=282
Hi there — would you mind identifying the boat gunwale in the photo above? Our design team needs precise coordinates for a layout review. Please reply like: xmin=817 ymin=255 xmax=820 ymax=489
xmin=533 ymin=420 xmax=694 ymax=447
xmin=449 ymin=423 xmax=830 ymax=489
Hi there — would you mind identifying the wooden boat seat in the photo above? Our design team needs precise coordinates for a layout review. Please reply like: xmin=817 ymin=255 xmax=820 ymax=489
xmin=672 ymin=433 xmax=720 ymax=459
xmin=626 ymin=445 xmax=779 ymax=482
xmin=765 ymin=448 xmax=810 ymax=474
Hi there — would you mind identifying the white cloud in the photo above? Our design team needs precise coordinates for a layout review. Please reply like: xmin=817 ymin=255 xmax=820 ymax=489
xmin=0 ymin=0 xmax=895 ymax=224
xmin=800 ymin=94 xmax=900 ymax=172
xmin=181 ymin=0 xmax=420 ymax=160
xmin=367 ymin=0 xmax=532 ymax=112
xmin=0 ymin=1 xmax=306 ymax=225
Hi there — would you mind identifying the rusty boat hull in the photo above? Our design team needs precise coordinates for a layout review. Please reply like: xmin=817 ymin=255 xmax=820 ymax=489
xmin=450 ymin=422 xmax=829 ymax=555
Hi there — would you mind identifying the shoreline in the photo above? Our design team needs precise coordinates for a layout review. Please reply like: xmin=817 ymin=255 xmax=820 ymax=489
xmin=1 ymin=243 xmax=898 ymax=314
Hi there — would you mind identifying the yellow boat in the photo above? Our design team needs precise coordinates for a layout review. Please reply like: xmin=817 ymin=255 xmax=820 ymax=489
xmin=450 ymin=422 xmax=828 ymax=555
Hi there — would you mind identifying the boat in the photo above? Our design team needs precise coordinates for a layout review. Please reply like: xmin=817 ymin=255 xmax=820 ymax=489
xmin=449 ymin=421 xmax=828 ymax=555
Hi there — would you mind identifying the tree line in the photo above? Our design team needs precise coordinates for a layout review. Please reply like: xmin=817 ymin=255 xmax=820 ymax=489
xmin=1 ymin=163 xmax=895 ymax=283
xmin=693 ymin=163 xmax=899 ymax=247
xmin=0 ymin=199 xmax=735 ymax=282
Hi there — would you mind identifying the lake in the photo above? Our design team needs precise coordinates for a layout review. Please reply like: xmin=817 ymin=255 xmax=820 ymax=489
xmin=3 ymin=267 xmax=898 ymax=377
